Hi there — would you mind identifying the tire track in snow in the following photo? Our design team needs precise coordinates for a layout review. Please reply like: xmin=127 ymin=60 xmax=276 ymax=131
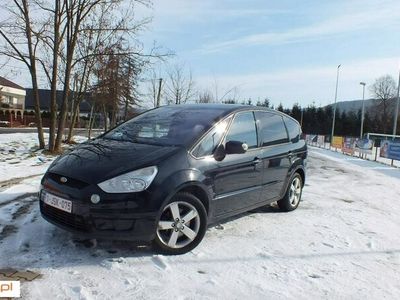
xmin=0 ymin=196 xmax=38 ymax=242
xmin=0 ymin=192 xmax=38 ymax=208
xmin=0 ymin=174 xmax=42 ymax=192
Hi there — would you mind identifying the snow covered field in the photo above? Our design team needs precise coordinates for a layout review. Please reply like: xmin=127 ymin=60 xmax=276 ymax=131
xmin=1 ymin=134 xmax=400 ymax=299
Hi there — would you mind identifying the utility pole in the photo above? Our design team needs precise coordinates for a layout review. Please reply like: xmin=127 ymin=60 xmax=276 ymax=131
xmin=330 ymin=64 xmax=341 ymax=143
xmin=393 ymin=69 xmax=400 ymax=137
xmin=359 ymin=82 xmax=366 ymax=138
xmin=156 ymin=78 xmax=162 ymax=107
xmin=300 ymin=107 xmax=304 ymax=128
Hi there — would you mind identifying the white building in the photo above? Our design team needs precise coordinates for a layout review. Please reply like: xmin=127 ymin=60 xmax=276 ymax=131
xmin=0 ymin=76 xmax=26 ymax=125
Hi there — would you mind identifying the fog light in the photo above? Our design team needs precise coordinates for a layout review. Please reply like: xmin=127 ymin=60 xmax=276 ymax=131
xmin=91 ymin=194 xmax=101 ymax=204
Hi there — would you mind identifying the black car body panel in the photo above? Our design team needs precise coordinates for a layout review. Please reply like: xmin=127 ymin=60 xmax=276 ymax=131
xmin=50 ymin=139 xmax=182 ymax=184
xmin=40 ymin=104 xmax=307 ymax=242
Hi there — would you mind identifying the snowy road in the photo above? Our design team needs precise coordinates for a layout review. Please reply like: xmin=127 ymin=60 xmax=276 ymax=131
xmin=0 ymin=146 xmax=400 ymax=299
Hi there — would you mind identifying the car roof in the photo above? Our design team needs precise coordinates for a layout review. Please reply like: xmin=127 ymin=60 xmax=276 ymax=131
xmin=157 ymin=103 xmax=281 ymax=118
xmin=157 ymin=104 xmax=300 ymax=125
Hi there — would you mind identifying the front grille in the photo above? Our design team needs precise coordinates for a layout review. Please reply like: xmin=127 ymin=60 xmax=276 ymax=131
xmin=40 ymin=201 xmax=88 ymax=232
xmin=46 ymin=172 xmax=89 ymax=189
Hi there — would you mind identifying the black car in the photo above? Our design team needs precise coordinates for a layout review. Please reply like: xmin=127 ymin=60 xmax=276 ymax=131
xmin=40 ymin=104 xmax=307 ymax=254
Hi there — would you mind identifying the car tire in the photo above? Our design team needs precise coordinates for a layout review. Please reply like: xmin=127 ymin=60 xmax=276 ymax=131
xmin=154 ymin=192 xmax=207 ymax=255
xmin=277 ymin=173 xmax=303 ymax=212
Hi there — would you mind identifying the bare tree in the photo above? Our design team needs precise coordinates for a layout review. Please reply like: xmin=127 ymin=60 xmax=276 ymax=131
xmin=53 ymin=0 xmax=102 ymax=152
xmin=0 ymin=58 xmax=10 ymax=73
xmin=207 ymin=77 xmax=241 ymax=103
xmin=165 ymin=64 xmax=195 ymax=104
xmin=66 ymin=2 xmax=118 ymax=142
xmin=63 ymin=0 xmax=161 ymax=142
xmin=1 ymin=0 xmax=169 ymax=152
xmin=0 ymin=0 xmax=46 ymax=148
xmin=197 ymin=89 xmax=213 ymax=103
xmin=370 ymin=75 xmax=396 ymax=133
xmin=39 ymin=0 xmax=67 ymax=151
xmin=91 ymin=40 xmax=148 ymax=129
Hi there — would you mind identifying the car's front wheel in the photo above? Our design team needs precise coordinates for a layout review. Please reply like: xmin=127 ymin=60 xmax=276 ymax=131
xmin=277 ymin=173 xmax=303 ymax=212
xmin=154 ymin=192 xmax=207 ymax=255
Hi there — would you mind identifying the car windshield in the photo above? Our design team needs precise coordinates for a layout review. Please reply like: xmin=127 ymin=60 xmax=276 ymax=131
xmin=102 ymin=106 xmax=227 ymax=147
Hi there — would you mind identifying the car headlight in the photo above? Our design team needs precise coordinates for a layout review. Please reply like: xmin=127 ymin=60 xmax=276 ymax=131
xmin=98 ymin=166 xmax=158 ymax=193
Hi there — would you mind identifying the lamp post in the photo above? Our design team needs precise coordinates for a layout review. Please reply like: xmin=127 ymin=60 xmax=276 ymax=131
xmin=300 ymin=107 xmax=304 ymax=128
xmin=359 ymin=82 xmax=366 ymax=138
xmin=393 ymin=69 xmax=400 ymax=137
xmin=330 ymin=64 xmax=341 ymax=144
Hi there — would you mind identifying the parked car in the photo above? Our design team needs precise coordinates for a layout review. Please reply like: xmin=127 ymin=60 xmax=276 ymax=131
xmin=39 ymin=104 xmax=307 ymax=254
xmin=0 ymin=121 xmax=10 ymax=127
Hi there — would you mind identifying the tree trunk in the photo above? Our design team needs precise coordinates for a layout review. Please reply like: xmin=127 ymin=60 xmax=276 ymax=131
xmin=54 ymin=63 xmax=72 ymax=152
xmin=88 ymin=103 xmax=95 ymax=140
xmin=49 ymin=0 xmax=61 ymax=152
xmin=124 ymin=99 xmax=129 ymax=121
xmin=67 ymin=63 xmax=88 ymax=143
xmin=31 ymin=71 xmax=45 ymax=149
xmin=102 ymin=104 xmax=108 ymax=131
xmin=54 ymin=1 xmax=82 ymax=152
xmin=21 ymin=0 xmax=45 ymax=149
xmin=67 ymin=97 xmax=80 ymax=142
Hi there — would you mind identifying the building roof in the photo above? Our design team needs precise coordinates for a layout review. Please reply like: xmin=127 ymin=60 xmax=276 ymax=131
xmin=25 ymin=88 xmax=92 ymax=113
xmin=0 ymin=76 xmax=25 ymax=90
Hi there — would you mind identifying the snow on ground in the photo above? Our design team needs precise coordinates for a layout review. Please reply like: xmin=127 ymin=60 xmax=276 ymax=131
xmin=0 ymin=133 xmax=88 ymax=183
xmin=0 ymin=133 xmax=53 ymax=183
xmin=1 ymin=135 xmax=400 ymax=299
xmin=315 ymin=142 xmax=400 ymax=168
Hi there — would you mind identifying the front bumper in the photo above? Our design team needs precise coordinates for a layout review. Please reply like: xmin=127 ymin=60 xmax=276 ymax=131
xmin=39 ymin=182 xmax=159 ymax=242
xmin=40 ymin=201 xmax=157 ymax=242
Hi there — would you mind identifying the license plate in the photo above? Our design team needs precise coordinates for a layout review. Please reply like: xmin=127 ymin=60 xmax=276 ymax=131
xmin=42 ymin=191 xmax=72 ymax=213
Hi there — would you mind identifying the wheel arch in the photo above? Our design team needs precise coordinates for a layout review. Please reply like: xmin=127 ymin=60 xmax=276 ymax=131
xmin=295 ymin=167 xmax=305 ymax=187
xmin=159 ymin=181 xmax=212 ymax=217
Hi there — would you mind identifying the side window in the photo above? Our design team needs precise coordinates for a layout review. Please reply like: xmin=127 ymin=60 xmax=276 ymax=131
xmin=255 ymin=112 xmax=289 ymax=146
xmin=225 ymin=112 xmax=258 ymax=149
xmin=284 ymin=117 xmax=301 ymax=143
xmin=192 ymin=117 xmax=231 ymax=157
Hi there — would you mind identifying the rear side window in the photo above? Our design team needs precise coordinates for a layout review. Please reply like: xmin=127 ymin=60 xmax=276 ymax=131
xmin=192 ymin=117 xmax=231 ymax=157
xmin=225 ymin=112 xmax=258 ymax=149
xmin=284 ymin=117 xmax=301 ymax=143
xmin=255 ymin=112 xmax=288 ymax=146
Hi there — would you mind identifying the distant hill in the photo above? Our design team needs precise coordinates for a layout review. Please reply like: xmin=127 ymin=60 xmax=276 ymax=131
xmin=325 ymin=98 xmax=397 ymax=115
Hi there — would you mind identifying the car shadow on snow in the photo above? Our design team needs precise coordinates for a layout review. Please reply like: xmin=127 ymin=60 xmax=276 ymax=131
xmin=206 ymin=203 xmax=289 ymax=232
xmin=2 ymin=202 xmax=302 ymax=271
xmin=39 ymin=203 xmax=283 ymax=263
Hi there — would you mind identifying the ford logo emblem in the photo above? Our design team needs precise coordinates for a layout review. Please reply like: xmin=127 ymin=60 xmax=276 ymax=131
xmin=60 ymin=177 xmax=68 ymax=183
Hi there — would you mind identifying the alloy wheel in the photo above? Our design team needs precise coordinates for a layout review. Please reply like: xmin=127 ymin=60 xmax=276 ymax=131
xmin=156 ymin=201 xmax=201 ymax=249
xmin=289 ymin=177 xmax=302 ymax=207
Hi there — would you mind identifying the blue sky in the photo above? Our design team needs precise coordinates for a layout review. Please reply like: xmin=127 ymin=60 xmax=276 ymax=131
xmin=138 ymin=0 xmax=400 ymax=107
xmin=1 ymin=0 xmax=399 ymax=108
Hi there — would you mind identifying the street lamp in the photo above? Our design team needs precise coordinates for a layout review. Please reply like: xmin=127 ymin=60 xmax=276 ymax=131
xmin=359 ymin=82 xmax=366 ymax=138
xmin=300 ymin=106 xmax=304 ymax=128
xmin=393 ymin=68 xmax=400 ymax=137
xmin=330 ymin=64 xmax=341 ymax=143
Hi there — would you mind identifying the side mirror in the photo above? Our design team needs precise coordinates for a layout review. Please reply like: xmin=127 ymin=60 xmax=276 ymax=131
xmin=213 ymin=144 xmax=226 ymax=161
xmin=225 ymin=141 xmax=248 ymax=154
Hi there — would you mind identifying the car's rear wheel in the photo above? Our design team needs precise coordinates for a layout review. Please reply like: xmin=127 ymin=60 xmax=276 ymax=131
xmin=277 ymin=173 xmax=303 ymax=212
xmin=154 ymin=192 xmax=207 ymax=255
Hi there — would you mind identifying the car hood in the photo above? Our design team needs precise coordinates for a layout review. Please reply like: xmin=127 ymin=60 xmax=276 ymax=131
xmin=48 ymin=138 xmax=181 ymax=184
